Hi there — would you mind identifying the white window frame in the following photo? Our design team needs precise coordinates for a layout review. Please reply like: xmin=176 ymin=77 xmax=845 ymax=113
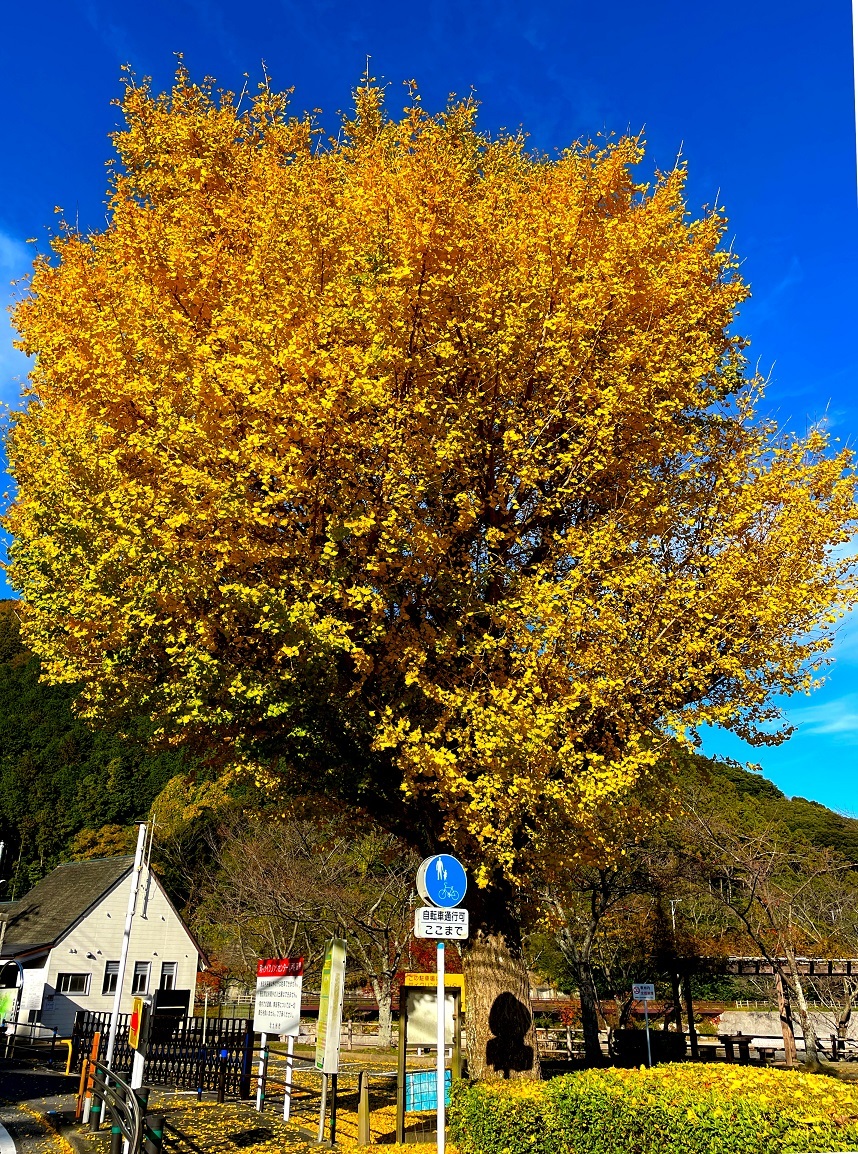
xmin=57 ymin=972 xmax=91 ymax=995
xmin=159 ymin=962 xmax=178 ymax=991
xmin=102 ymin=961 xmax=120 ymax=996
xmin=131 ymin=961 xmax=151 ymax=995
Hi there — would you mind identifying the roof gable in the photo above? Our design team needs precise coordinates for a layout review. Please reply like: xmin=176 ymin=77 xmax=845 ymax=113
xmin=0 ymin=856 xmax=134 ymax=955
xmin=146 ymin=870 xmax=208 ymax=968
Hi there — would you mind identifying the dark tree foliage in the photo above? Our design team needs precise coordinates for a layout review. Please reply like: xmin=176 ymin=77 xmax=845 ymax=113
xmin=0 ymin=600 xmax=190 ymax=896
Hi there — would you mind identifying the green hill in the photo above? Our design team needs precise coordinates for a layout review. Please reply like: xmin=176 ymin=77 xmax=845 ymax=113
xmin=0 ymin=600 xmax=189 ymax=896
xmin=684 ymin=752 xmax=858 ymax=864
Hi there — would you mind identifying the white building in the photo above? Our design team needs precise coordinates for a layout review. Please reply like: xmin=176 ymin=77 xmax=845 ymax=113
xmin=0 ymin=855 xmax=204 ymax=1036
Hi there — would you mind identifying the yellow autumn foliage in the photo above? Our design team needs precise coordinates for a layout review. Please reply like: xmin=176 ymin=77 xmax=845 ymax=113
xmin=6 ymin=70 xmax=857 ymax=882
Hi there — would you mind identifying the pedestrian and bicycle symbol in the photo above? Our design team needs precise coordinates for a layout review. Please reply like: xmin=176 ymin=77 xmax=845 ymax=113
xmin=417 ymin=854 xmax=468 ymax=909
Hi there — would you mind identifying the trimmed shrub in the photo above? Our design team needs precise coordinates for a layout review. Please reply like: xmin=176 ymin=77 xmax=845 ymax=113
xmin=449 ymin=1064 xmax=858 ymax=1154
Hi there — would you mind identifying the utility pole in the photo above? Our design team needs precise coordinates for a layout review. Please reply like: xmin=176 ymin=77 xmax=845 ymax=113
xmin=105 ymin=823 xmax=147 ymax=1068
xmin=669 ymin=899 xmax=682 ymax=935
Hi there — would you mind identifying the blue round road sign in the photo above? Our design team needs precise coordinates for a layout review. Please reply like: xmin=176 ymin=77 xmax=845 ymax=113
xmin=417 ymin=855 xmax=468 ymax=908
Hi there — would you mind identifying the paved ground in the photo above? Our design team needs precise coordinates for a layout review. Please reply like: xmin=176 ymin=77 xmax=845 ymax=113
xmin=0 ymin=1069 xmax=81 ymax=1154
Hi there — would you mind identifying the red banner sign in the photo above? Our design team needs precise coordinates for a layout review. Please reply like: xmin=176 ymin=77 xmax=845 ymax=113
xmin=257 ymin=957 xmax=304 ymax=978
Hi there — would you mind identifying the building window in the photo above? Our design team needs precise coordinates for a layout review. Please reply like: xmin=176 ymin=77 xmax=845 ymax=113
xmin=159 ymin=962 xmax=178 ymax=991
xmin=131 ymin=962 xmax=150 ymax=995
xmin=57 ymin=973 xmax=91 ymax=995
xmin=102 ymin=961 xmax=120 ymax=996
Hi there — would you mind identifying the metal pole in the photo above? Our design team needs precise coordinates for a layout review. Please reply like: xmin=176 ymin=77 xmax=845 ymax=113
xmin=437 ymin=940 xmax=445 ymax=1154
xmin=106 ymin=823 xmax=147 ymax=1068
xmin=330 ymin=1073 xmax=338 ymax=1145
xmin=130 ymin=1048 xmax=146 ymax=1092
xmin=255 ymin=1032 xmax=267 ymax=1112
xmin=283 ymin=1035 xmax=294 ymax=1122
xmin=643 ymin=997 xmax=652 ymax=1068
xmin=317 ymin=1073 xmax=328 ymax=1143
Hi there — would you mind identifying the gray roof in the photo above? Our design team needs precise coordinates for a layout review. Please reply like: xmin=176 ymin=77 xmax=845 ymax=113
xmin=0 ymin=856 xmax=133 ymax=957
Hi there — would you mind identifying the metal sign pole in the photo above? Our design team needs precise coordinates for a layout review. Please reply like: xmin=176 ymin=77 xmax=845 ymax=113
xmin=317 ymin=1074 xmax=328 ymax=1143
xmin=643 ymin=998 xmax=652 ymax=1068
xmin=106 ymin=823 xmax=147 ymax=1068
xmin=283 ymin=1035 xmax=294 ymax=1121
xmin=415 ymin=854 xmax=468 ymax=1154
xmin=255 ymin=1032 xmax=267 ymax=1112
xmin=437 ymin=940 xmax=445 ymax=1154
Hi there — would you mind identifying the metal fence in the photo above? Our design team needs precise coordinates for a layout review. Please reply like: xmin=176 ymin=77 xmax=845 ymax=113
xmin=71 ymin=1011 xmax=255 ymax=1097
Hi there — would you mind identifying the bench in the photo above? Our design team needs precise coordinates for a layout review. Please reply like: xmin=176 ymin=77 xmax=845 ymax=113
xmin=719 ymin=1033 xmax=753 ymax=1063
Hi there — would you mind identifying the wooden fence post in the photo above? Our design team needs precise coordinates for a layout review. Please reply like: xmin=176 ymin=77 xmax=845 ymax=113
xmin=357 ymin=1071 xmax=370 ymax=1146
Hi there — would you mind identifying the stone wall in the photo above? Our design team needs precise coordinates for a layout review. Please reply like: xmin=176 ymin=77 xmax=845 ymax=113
xmin=716 ymin=1009 xmax=857 ymax=1046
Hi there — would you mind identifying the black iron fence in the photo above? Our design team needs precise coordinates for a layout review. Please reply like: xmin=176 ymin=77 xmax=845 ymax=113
xmin=71 ymin=1011 xmax=255 ymax=1097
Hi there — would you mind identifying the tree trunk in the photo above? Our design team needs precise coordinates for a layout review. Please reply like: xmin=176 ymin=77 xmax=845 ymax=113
xmin=775 ymin=968 xmax=797 ymax=1067
xmin=557 ymin=908 xmax=601 ymax=1065
xmin=670 ymin=972 xmax=683 ymax=1033
xmin=575 ymin=963 xmax=603 ymax=1064
xmin=785 ymin=949 xmax=821 ymax=1068
xmin=371 ymin=976 xmax=394 ymax=1048
xmin=461 ymin=885 xmax=539 ymax=1081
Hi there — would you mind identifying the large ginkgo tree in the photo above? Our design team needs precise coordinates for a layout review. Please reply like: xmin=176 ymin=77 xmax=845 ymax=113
xmin=6 ymin=70 xmax=856 ymax=1078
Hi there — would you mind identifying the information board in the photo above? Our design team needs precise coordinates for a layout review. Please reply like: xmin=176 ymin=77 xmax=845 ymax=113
xmin=315 ymin=938 xmax=346 ymax=1074
xmin=254 ymin=957 xmax=304 ymax=1036
xmin=404 ymin=989 xmax=456 ymax=1046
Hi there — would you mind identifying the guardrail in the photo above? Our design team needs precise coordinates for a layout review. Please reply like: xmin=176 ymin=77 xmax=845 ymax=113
xmin=1 ymin=1017 xmax=60 ymax=1064
xmin=80 ymin=1059 xmax=166 ymax=1154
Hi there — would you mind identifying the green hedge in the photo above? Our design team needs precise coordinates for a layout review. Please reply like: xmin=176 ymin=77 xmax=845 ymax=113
xmin=449 ymin=1064 xmax=858 ymax=1154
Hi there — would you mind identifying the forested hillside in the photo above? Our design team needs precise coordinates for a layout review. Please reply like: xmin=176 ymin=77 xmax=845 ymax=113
xmin=0 ymin=600 xmax=190 ymax=895
xmin=690 ymin=753 xmax=858 ymax=862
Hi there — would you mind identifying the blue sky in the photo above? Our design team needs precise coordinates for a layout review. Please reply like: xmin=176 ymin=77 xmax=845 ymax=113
xmin=0 ymin=0 xmax=856 ymax=812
